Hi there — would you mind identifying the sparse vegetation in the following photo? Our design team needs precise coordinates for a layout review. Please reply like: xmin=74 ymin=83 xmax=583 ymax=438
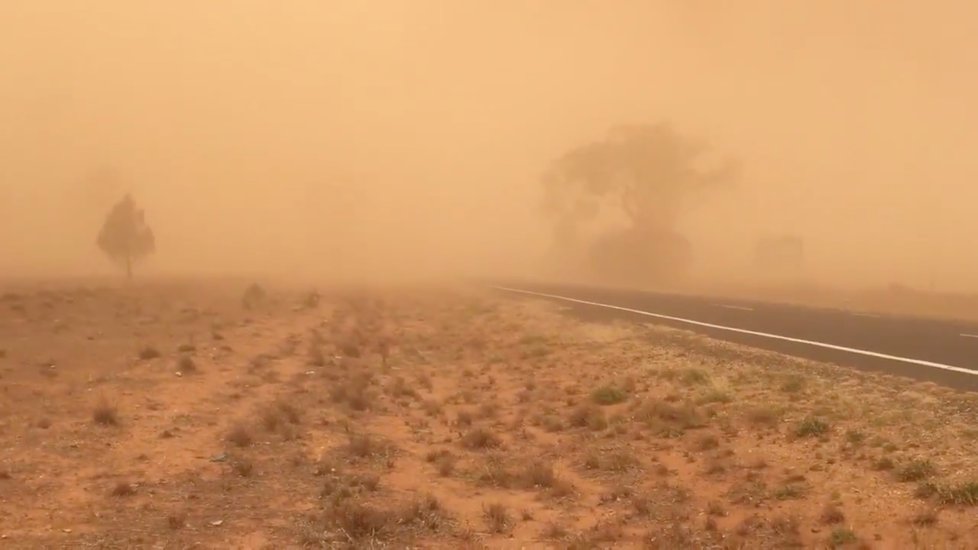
xmin=483 ymin=502 xmax=511 ymax=534
xmin=896 ymin=459 xmax=936 ymax=482
xmin=2 ymin=284 xmax=976 ymax=548
xmin=795 ymin=417 xmax=830 ymax=438
xmin=591 ymin=385 xmax=628 ymax=405
xmin=569 ymin=404 xmax=608 ymax=430
xmin=936 ymin=481 xmax=978 ymax=505
xmin=829 ymin=527 xmax=858 ymax=547
xmin=820 ymin=504 xmax=845 ymax=524
xmin=462 ymin=427 xmax=501 ymax=450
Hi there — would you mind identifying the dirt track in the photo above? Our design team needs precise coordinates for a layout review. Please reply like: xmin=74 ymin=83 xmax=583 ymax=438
xmin=1 ymin=281 xmax=977 ymax=548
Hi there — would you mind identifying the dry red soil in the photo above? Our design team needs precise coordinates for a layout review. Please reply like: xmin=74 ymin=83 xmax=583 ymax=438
xmin=1 ymin=281 xmax=977 ymax=548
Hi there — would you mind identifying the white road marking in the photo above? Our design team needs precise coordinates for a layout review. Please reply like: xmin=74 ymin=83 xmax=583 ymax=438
xmin=495 ymin=286 xmax=977 ymax=377
xmin=962 ymin=333 xmax=978 ymax=339
xmin=716 ymin=304 xmax=754 ymax=312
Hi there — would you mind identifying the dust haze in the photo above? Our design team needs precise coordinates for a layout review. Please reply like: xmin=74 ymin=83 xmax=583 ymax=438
xmin=3 ymin=1 xmax=977 ymax=292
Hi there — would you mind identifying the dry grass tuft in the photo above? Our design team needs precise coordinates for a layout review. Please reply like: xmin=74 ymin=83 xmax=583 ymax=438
xmin=820 ymin=504 xmax=845 ymax=524
xmin=111 ymin=481 xmax=136 ymax=497
xmin=93 ymin=398 xmax=119 ymax=426
xmin=569 ymin=404 xmax=608 ymax=430
xmin=828 ymin=527 xmax=858 ymax=547
xmin=896 ymin=459 xmax=936 ymax=482
xmin=227 ymin=424 xmax=254 ymax=447
xmin=138 ymin=346 xmax=161 ymax=360
xmin=462 ymin=427 xmax=501 ymax=450
xmin=177 ymin=356 xmax=197 ymax=373
xmin=591 ymin=385 xmax=628 ymax=405
xmin=398 ymin=494 xmax=450 ymax=532
xmin=166 ymin=512 xmax=186 ymax=530
xmin=483 ymin=502 xmax=511 ymax=534
xmin=322 ymin=500 xmax=391 ymax=541
xmin=795 ymin=417 xmax=830 ymax=438
xmin=518 ymin=461 xmax=557 ymax=489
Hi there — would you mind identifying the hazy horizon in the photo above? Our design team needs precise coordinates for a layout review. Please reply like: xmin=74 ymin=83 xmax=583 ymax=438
xmin=3 ymin=1 xmax=977 ymax=292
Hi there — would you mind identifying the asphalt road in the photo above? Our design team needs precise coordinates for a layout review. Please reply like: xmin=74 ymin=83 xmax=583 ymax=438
xmin=495 ymin=282 xmax=978 ymax=391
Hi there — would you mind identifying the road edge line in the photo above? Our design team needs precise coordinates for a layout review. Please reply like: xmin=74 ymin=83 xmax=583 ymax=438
xmin=494 ymin=286 xmax=977 ymax=377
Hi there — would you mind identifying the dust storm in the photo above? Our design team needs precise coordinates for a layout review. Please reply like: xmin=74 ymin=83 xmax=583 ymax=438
xmin=6 ymin=3 xmax=978 ymax=548
xmin=2 ymin=1 xmax=977 ymax=291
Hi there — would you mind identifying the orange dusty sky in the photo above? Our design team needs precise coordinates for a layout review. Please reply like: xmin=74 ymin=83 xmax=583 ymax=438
xmin=1 ymin=1 xmax=976 ymax=290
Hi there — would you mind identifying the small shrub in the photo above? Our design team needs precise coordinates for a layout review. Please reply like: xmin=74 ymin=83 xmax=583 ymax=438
xmin=138 ymin=346 xmax=161 ymax=360
xmin=820 ymin=504 xmax=845 ymax=524
xmin=746 ymin=404 xmax=782 ymax=427
xmin=177 ymin=356 xmax=197 ymax=373
xmin=478 ymin=401 xmax=499 ymax=419
xmin=873 ymin=457 xmax=895 ymax=471
xmin=518 ymin=461 xmax=557 ymax=489
xmin=680 ymin=368 xmax=710 ymax=386
xmin=828 ymin=527 xmax=858 ymax=547
xmin=322 ymin=501 xmax=391 ymax=540
xmin=636 ymin=400 xmax=704 ymax=434
xmin=456 ymin=410 xmax=473 ymax=427
xmin=707 ymin=501 xmax=726 ymax=517
xmin=569 ymin=404 xmax=607 ymax=430
xmin=111 ymin=481 xmax=135 ymax=497
xmin=543 ymin=523 xmax=569 ymax=539
xmin=591 ymin=385 xmax=627 ymax=405
xmin=227 ymin=424 xmax=254 ymax=447
xmin=307 ymin=346 xmax=325 ymax=367
xmin=795 ymin=417 xmax=829 ymax=438
xmin=896 ymin=459 xmax=936 ymax=482
xmin=462 ymin=427 xmax=501 ymax=450
xmin=844 ymin=430 xmax=865 ymax=445
xmin=348 ymin=434 xmax=389 ymax=458
xmin=477 ymin=455 xmax=513 ymax=487
xmin=774 ymin=484 xmax=806 ymax=500
xmin=166 ymin=512 xmax=186 ymax=530
xmin=340 ymin=341 xmax=361 ymax=359
xmin=483 ymin=502 xmax=511 ymax=534
xmin=231 ymin=458 xmax=254 ymax=477
xmin=422 ymin=399 xmax=442 ymax=417
xmin=780 ymin=375 xmax=806 ymax=393
xmin=937 ymin=481 xmax=978 ymax=505
xmin=695 ymin=434 xmax=720 ymax=451
xmin=912 ymin=509 xmax=938 ymax=526
xmin=437 ymin=455 xmax=455 ymax=477
xmin=541 ymin=415 xmax=564 ymax=433
xmin=697 ymin=386 xmax=732 ymax=405
xmin=602 ymin=451 xmax=639 ymax=473
xmin=399 ymin=494 xmax=448 ymax=532
xmin=914 ymin=482 xmax=937 ymax=499
xmin=276 ymin=401 xmax=301 ymax=424
xmin=93 ymin=398 xmax=119 ymax=426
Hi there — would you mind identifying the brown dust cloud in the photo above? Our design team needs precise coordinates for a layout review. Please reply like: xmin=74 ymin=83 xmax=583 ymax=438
xmin=2 ymin=1 xmax=977 ymax=293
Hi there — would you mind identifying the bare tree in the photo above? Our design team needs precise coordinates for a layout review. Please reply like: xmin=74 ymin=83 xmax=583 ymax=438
xmin=97 ymin=194 xmax=155 ymax=279
xmin=542 ymin=123 xmax=736 ymax=285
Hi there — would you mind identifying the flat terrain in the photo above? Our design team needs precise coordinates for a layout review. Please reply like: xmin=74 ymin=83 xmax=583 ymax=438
xmin=1 ymin=281 xmax=978 ymax=548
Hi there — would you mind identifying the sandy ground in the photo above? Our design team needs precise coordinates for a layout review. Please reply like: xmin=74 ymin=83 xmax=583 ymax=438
xmin=1 ymin=280 xmax=977 ymax=549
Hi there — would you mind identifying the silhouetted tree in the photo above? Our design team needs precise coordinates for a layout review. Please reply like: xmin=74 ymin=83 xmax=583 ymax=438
xmin=542 ymin=123 xmax=736 ymax=284
xmin=97 ymin=195 xmax=155 ymax=279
